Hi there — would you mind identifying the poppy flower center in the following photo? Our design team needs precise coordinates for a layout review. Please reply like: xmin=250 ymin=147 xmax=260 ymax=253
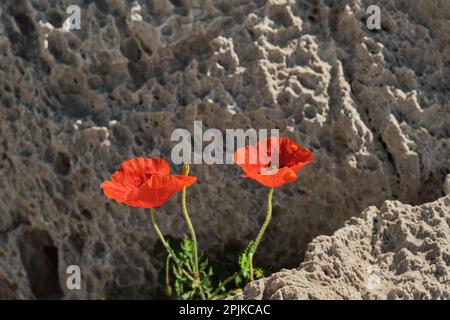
xmin=133 ymin=171 xmax=156 ymax=188
xmin=144 ymin=172 xmax=154 ymax=180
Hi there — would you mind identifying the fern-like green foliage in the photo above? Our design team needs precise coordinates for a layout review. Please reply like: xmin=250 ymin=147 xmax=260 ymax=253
xmin=166 ymin=237 xmax=232 ymax=300
xmin=165 ymin=237 xmax=265 ymax=300
xmin=238 ymin=240 xmax=265 ymax=282
xmin=169 ymin=237 xmax=212 ymax=300
xmin=238 ymin=240 xmax=254 ymax=279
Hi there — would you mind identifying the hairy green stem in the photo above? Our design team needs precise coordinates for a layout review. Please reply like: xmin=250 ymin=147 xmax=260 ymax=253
xmin=210 ymin=271 xmax=243 ymax=300
xmin=165 ymin=255 xmax=172 ymax=297
xmin=180 ymin=165 xmax=205 ymax=299
xmin=249 ymin=187 xmax=274 ymax=281
xmin=181 ymin=186 xmax=206 ymax=300
xmin=181 ymin=187 xmax=199 ymax=274
xmin=150 ymin=208 xmax=194 ymax=282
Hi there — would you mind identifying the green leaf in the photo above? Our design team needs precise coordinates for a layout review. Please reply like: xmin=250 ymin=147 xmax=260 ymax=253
xmin=164 ymin=235 xmax=258 ymax=300
xmin=238 ymin=240 xmax=254 ymax=279
xmin=234 ymin=275 xmax=242 ymax=287
xmin=254 ymin=268 xmax=265 ymax=280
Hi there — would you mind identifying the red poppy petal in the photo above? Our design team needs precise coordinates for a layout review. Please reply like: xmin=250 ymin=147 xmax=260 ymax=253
xmin=100 ymin=180 xmax=128 ymax=203
xmin=233 ymin=145 xmax=268 ymax=175
xmin=112 ymin=158 xmax=171 ymax=189
xmin=232 ymin=145 xmax=251 ymax=165
xmin=234 ymin=137 xmax=312 ymax=187
xmin=120 ymin=157 xmax=171 ymax=174
xmin=279 ymin=139 xmax=313 ymax=171
xmin=291 ymin=150 xmax=313 ymax=173
xmin=171 ymin=175 xmax=197 ymax=189
xmin=126 ymin=174 xmax=196 ymax=209
xmin=244 ymin=166 xmax=298 ymax=188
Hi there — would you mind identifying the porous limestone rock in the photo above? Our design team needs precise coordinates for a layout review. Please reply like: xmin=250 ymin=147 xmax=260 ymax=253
xmin=444 ymin=175 xmax=450 ymax=196
xmin=235 ymin=195 xmax=450 ymax=300
xmin=0 ymin=0 xmax=449 ymax=298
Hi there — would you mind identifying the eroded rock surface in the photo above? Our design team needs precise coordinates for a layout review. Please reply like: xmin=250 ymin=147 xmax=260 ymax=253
xmin=0 ymin=0 xmax=449 ymax=298
xmin=236 ymin=196 xmax=450 ymax=300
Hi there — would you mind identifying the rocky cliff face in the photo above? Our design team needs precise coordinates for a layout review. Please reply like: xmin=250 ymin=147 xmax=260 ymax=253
xmin=235 ymin=195 xmax=450 ymax=300
xmin=0 ymin=0 xmax=449 ymax=299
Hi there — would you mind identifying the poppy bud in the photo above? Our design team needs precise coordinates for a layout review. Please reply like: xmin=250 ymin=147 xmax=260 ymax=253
xmin=182 ymin=164 xmax=190 ymax=176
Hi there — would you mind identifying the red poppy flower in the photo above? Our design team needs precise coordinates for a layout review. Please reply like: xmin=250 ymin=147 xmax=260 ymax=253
xmin=101 ymin=158 xmax=196 ymax=208
xmin=233 ymin=137 xmax=313 ymax=188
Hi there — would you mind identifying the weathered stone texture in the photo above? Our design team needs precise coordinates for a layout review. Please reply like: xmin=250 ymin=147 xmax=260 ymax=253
xmin=236 ymin=196 xmax=450 ymax=300
xmin=0 ymin=0 xmax=449 ymax=298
